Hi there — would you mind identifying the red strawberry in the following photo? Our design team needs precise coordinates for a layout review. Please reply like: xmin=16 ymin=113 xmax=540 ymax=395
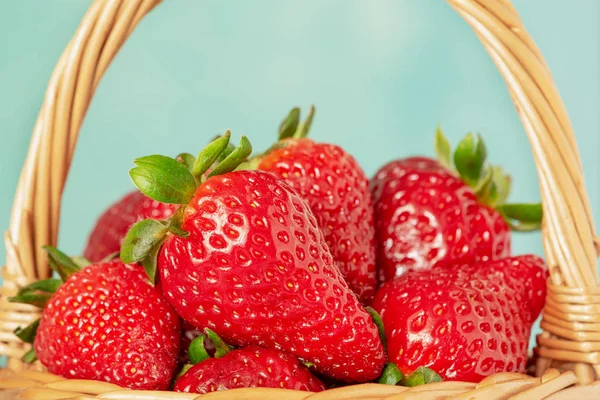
xmin=371 ymin=129 xmax=542 ymax=282
xmin=174 ymin=345 xmax=325 ymax=394
xmin=121 ymin=135 xmax=386 ymax=382
xmin=10 ymin=249 xmax=181 ymax=390
xmin=251 ymin=107 xmax=376 ymax=303
xmin=370 ymin=255 xmax=548 ymax=382
xmin=83 ymin=190 xmax=175 ymax=262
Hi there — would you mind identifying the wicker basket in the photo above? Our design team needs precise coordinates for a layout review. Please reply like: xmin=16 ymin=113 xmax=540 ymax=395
xmin=1 ymin=0 xmax=599 ymax=399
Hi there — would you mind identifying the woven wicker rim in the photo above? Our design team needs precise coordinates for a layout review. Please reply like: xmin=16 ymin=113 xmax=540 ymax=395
xmin=2 ymin=0 xmax=599 ymax=398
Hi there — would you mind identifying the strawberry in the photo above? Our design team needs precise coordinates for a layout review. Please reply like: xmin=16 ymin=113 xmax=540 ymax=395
xmin=9 ymin=248 xmax=181 ymax=390
xmin=174 ymin=344 xmax=325 ymax=394
xmin=371 ymin=129 xmax=542 ymax=282
xmin=120 ymin=134 xmax=386 ymax=382
xmin=247 ymin=106 xmax=376 ymax=303
xmin=83 ymin=190 xmax=175 ymax=262
xmin=370 ymin=255 xmax=548 ymax=382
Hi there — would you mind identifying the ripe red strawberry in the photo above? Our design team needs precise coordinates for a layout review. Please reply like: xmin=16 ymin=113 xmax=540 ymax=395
xmin=251 ymin=107 xmax=376 ymax=303
xmin=370 ymin=255 xmax=548 ymax=382
xmin=121 ymin=134 xmax=386 ymax=382
xmin=371 ymin=130 xmax=542 ymax=282
xmin=174 ymin=345 xmax=326 ymax=394
xmin=9 ymin=250 xmax=181 ymax=390
xmin=83 ymin=190 xmax=175 ymax=262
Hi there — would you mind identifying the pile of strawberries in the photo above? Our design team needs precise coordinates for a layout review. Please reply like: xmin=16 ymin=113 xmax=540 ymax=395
xmin=10 ymin=107 xmax=548 ymax=393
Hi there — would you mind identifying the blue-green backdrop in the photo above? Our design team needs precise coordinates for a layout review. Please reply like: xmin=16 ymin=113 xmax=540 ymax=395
xmin=0 ymin=0 xmax=598 ymax=350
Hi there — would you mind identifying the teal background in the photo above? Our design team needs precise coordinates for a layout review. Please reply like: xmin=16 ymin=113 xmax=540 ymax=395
xmin=0 ymin=0 xmax=598 ymax=351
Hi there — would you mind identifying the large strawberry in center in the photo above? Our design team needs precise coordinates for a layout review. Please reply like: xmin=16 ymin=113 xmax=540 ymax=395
xmin=120 ymin=133 xmax=386 ymax=383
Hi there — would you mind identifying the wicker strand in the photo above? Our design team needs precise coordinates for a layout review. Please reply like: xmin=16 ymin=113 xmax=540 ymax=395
xmin=0 ymin=369 xmax=580 ymax=400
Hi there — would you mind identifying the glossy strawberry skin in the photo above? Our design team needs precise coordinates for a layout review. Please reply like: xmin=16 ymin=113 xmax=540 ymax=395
xmin=371 ymin=157 xmax=510 ymax=282
xmin=258 ymin=139 xmax=377 ymax=303
xmin=370 ymin=255 xmax=547 ymax=382
xmin=174 ymin=345 xmax=326 ymax=394
xmin=84 ymin=191 xmax=175 ymax=262
xmin=35 ymin=261 xmax=181 ymax=390
xmin=158 ymin=170 xmax=385 ymax=382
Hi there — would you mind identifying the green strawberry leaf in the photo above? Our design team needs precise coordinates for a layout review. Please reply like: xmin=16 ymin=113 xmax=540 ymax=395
xmin=365 ymin=306 xmax=387 ymax=351
xmin=14 ymin=319 xmax=40 ymax=344
xmin=100 ymin=251 xmax=121 ymax=262
xmin=434 ymin=126 xmax=452 ymax=170
xmin=489 ymin=166 xmax=512 ymax=206
xmin=401 ymin=367 xmax=443 ymax=387
xmin=293 ymin=105 xmax=316 ymax=139
xmin=120 ymin=219 xmax=168 ymax=264
xmin=302 ymin=361 xmax=316 ymax=369
xmin=168 ymin=206 xmax=190 ymax=238
xmin=473 ymin=165 xmax=494 ymax=204
xmin=192 ymin=132 xmax=231 ymax=180
xmin=130 ymin=155 xmax=197 ymax=205
xmin=279 ymin=107 xmax=301 ymax=140
xmin=70 ymin=256 xmax=92 ymax=269
xmin=379 ymin=363 xmax=405 ymax=385
xmin=497 ymin=203 xmax=543 ymax=223
xmin=43 ymin=246 xmax=81 ymax=282
xmin=22 ymin=348 xmax=37 ymax=364
xmin=176 ymin=153 xmax=196 ymax=172
xmin=208 ymin=136 xmax=252 ymax=178
xmin=204 ymin=328 xmax=232 ymax=358
xmin=453 ymin=133 xmax=487 ymax=187
xmin=188 ymin=334 xmax=210 ymax=364
xmin=141 ymin=243 xmax=161 ymax=285
xmin=8 ymin=279 xmax=62 ymax=308
xmin=497 ymin=203 xmax=543 ymax=232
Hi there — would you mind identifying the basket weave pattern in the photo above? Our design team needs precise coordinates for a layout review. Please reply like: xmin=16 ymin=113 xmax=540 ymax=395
xmin=1 ymin=0 xmax=599 ymax=398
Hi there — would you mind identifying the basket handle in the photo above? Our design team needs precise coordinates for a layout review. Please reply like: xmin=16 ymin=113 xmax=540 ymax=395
xmin=2 ymin=0 xmax=598 ymax=379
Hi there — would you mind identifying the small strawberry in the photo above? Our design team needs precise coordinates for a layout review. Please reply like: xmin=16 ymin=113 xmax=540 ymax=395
xmin=83 ymin=190 xmax=175 ymax=262
xmin=245 ymin=106 xmax=376 ymax=303
xmin=9 ymin=248 xmax=181 ymax=390
xmin=120 ymin=134 xmax=386 ymax=382
xmin=371 ymin=128 xmax=542 ymax=282
xmin=174 ymin=329 xmax=325 ymax=394
xmin=370 ymin=255 xmax=548 ymax=382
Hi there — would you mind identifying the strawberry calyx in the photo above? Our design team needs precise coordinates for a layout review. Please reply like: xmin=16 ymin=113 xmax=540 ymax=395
xmin=188 ymin=328 xmax=232 ymax=364
xmin=120 ymin=133 xmax=253 ymax=284
xmin=434 ymin=128 xmax=543 ymax=232
xmin=8 ymin=246 xmax=85 ymax=363
xmin=402 ymin=367 xmax=443 ymax=386
xmin=379 ymin=363 xmax=404 ymax=385
xmin=179 ymin=328 xmax=233 ymax=379
xmin=237 ymin=106 xmax=315 ymax=172
xmin=278 ymin=105 xmax=315 ymax=141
